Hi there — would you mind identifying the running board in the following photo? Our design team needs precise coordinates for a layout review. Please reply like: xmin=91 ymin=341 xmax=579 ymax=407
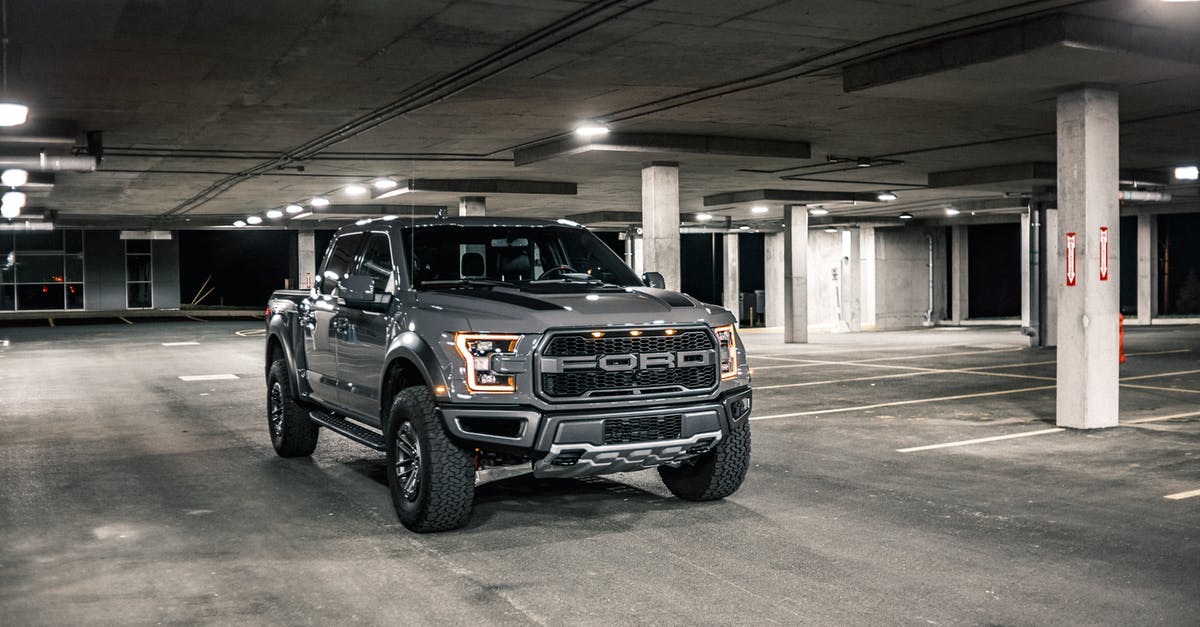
xmin=308 ymin=411 xmax=385 ymax=451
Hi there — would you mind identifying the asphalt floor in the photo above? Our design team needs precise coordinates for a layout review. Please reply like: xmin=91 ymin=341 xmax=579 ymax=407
xmin=1 ymin=320 xmax=1197 ymax=625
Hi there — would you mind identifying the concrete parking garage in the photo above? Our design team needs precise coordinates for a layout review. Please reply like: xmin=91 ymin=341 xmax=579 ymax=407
xmin=1 ymin=320 xmax=1197 ymax=624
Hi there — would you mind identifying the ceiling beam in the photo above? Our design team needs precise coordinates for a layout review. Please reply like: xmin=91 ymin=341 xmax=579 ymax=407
xmin=375 ymin=178 xmax=576 ymax=199
xmin=514 ymin=132 xmax=811 ymax=167
xmin=703 ymin=189 xmax=879 ymax=207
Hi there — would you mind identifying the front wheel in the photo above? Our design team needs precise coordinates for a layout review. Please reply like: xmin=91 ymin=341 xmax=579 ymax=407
xmin=266 ymin=359 xmax=319 ymax=457
xmin=658 ymin=418 xmax=750 ymax=501
xmin=386 ymin=386 xmax=476 ymax=532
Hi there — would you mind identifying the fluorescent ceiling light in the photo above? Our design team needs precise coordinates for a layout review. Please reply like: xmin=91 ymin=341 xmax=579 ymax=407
xmin=310 ymin=196 xmax=330 ymax=207
xmin=808 ymin=207 xmax=829 ymax=216
xmin=0 ymin=103 xmax=28 ymax=127
xmin=233 ymin=220 xmax=246 ymax=227
xmin=344 ymin=184 xmax=367 ymax=196
xmin=944 ymin=208 xmax=960 ymax=216
xmin=266 ymin=209 xmax=283 ymax=219
xmin=751 ymin=205 xmax=769 ymax=213
xmin=695 ymin=212 xmax=713 ymax=221
xmin=898 ymin=212 xmax=914 ymax=220
xmin=2 ymin=190 xmax=25 ymax=208
xmin=285 ymin=204 xmax=304 ymax=214
xmin=1174 ymin=165 xmax=1199 ymax=180
xmin=574 ymin=122 xmax=609 ymax=137
xmin=876 ymin=191 xmax=898 ymax=202
xmin=373 ymin=178 xmax=399 ymax=190
xmin=1 ymin=168 xmax=27 ymax=187
xmin=246 ymin=215 xmax=263 ymax=225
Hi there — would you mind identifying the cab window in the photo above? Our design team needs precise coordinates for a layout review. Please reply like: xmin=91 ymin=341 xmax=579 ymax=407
xmin=353 ymin=233 xmax=395 ymax=294
xmin=320 ymin=233 xmax=363 ymax=295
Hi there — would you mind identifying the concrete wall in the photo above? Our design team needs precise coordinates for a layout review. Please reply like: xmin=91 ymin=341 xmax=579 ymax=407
xmin=83 ymin=231 xmax=181 ymax=310
xmin=806 ymin=230 xmax=844 ymax=329
xmin=874 ymin=228 xmax=937 ymax=329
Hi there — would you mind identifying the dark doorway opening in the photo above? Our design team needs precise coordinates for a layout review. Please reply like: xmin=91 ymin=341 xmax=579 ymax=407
xmin=180 ymin=231 xmax=294 ymax=307
xmin=967 ymin=223 xmax=1020 ymax=318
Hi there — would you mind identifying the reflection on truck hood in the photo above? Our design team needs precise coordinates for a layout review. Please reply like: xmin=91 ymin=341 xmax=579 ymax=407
xmin=414 ymin=286 xmax=733 ymax=332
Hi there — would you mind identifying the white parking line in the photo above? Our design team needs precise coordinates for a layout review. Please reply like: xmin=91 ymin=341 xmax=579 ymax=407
xmin=179 ymin=374 xmax=239 ymax=381
xmin=1120 ymin=369 xmax=1200 ymax=382
xmin=897 ymin=428 xmax=1065 ymax=453
xmin=162 ymin=341 xmax=200 ymax=346
xmin=1124 ymin=411 xmax=1200 ymax=424
xmin=1120 ymin=383 xmax=1200 ymax=395
xmin=1164 ymin=488 xmax=1200 ymax=501
xmin=751 ymin=384 xmax=1056 ymax=421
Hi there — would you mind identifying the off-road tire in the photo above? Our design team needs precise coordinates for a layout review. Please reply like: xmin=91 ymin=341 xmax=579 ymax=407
xmin=386 ymin=386 xmax=475 ymax=532
xmin=267 ymin=359 xmax=320 ymax=457
xmin=658 ymin=418 xmax=750 ymax=501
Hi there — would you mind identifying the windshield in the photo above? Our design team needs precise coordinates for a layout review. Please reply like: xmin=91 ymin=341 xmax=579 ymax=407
xmin=403 ymin=224 xmax=642 ymax=289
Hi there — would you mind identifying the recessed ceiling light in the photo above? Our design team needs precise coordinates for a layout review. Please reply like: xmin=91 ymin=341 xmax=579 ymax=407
xmin=344 ymin=184 xmax=367 ymax=196
xmin=877 ymin=191 xmax=898 ymax=202
xmin=0 ymin=203 xmax=18 ymax=218
xmin=574 ymin=122 xmax=610 ymax=137
xmin=696 ymin=212 xmax=713 ymax=221
xmin=809 ymin=207 xmax=829 ymax=216
xmin=2 ymin=190 xmax=25 ymax=208
xmin=1174 ymin=165 xmax=1199 ymax=180
xmin=373 ymin=178 xmax=399 ymax=190
xmin=739 ymin=225 xmax=751 ymax=230
xmin=944 ymin=208 xmax=960 ymax=216
xmin=310 ymin=197 xmax=330 ymax=207
xmin=233 ymin=220 xmax=247 ymax=227
xmin=751 ymin=205 xmax=769 ymax=213
xmin=899 ymin=212 xmax=914 ymax=220
xmin=285 ymin=204 xmax=304 ymax=214
xmin=823 ymin=227 xmax=838 ymax=233
xmin=1 ymin=168 xmax=27 ymax=187
xmin=266 ymin=209 xmax=283 ymax=219
xmin=0 ymin=103 xmax=29 ymax=127
xmin=246 ymin=215 xmax=263 ymax=225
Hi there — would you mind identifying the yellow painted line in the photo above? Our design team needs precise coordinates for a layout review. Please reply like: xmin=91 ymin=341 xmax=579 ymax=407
xmin=1120 ymin=369 xmax=1200 ymax=382
xmin=1164 ymin=488 xmax=1200 ymax=501
xmin=897 ymin=428 xmax=1065 ymax=453
xmin=751 ymin=384 xmax=1056 ymax=421
xmin=1124 ymin=411 xmax=1200 ymax=424
xmin=1120 ymin=383 xmax=1200 ymax=395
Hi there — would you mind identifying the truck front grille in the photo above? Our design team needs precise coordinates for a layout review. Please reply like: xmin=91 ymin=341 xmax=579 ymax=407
xmin=603 ymin=414 xmax=683 ymax=445
xmin=538 ymin=328 xmax=717 ymax=400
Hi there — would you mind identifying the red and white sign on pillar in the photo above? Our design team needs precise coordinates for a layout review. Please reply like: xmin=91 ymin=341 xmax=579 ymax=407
xmin=1098 ymin=226 xmax=1109 ymax=281
xmin=1065 ymin=232 xmax=1077 ymax=287
xmin=304 ymin=272 xmax=312 ymax=289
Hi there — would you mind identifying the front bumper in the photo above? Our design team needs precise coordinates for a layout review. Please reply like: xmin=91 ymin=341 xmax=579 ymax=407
xmin=437 ymin=387 xmax=752 ymax=478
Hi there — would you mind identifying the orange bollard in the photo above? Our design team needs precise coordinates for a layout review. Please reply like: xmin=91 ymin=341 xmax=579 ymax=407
xmin=1119 ymin=314 xmax=1125 ymax=364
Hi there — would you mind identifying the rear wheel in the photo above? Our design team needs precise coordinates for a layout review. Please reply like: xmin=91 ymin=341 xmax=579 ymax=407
xmin=386 ymin=386 xmax=475 ymax=532
xmin=266 ymin=359 xmax=319 ymax=457
xmin=658 ymin=418 xmax=750 ymax=501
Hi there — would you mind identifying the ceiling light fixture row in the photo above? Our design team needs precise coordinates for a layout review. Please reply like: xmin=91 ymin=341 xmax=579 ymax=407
xmin=0 ymin=166 xmax=26 ymax=218
xmin=232 ymin=178 xmax=399 ymax=227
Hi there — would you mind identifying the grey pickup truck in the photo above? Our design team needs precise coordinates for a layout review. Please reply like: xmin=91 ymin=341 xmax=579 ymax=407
xmin=265 ymin=216 xmax=752 ymax=532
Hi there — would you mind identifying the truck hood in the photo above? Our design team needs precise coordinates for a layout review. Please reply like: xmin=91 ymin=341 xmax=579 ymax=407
xmin=413 ymin=286 xmax=735 ymax=333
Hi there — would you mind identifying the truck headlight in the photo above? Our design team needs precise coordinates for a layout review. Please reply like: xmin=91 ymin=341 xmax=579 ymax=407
xmin=454 ymin=333 xmax=520 ymax=393
xmin=714 ymin=324 xmax=738 ymax=380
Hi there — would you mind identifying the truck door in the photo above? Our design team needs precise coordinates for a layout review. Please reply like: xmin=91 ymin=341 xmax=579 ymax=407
xmin=303 ymin=232 xmax=363 ymax=409
xmin=335 ymin=232 xmax=396 ymax=424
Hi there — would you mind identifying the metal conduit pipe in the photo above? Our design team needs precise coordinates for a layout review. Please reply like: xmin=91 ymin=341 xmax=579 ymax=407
xmin=0 ymin=154 xmax=96 ymax=172
xmin=924 ymin=233 xmax=935 ymax=326
xmin=1118 ymin=190 xmax=1171 ymax=202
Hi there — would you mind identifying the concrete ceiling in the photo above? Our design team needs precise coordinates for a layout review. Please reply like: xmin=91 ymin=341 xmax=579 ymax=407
xmin=7 ymin=0 xmax=1200 ymax=230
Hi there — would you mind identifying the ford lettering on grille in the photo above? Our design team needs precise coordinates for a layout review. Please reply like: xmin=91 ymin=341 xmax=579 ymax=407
xmin=538 ymin=329 xmax=719 ymax=399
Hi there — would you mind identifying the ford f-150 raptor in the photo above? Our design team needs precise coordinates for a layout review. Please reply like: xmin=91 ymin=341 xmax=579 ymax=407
xmin=265 ymin=217 xmax=752 ymax=532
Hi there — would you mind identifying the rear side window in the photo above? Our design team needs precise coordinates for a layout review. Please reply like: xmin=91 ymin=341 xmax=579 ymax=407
xmin=353 ymin=233 xmax=395 ymax=294
xmin=320 ymin=234 xmax=363 ymax=295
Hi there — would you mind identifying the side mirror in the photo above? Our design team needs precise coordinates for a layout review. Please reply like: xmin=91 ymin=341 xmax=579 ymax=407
xmin=338 ymin=275 xmax=390 ymax=311
xmin=642 ymin=271 xmax=666 ymax=289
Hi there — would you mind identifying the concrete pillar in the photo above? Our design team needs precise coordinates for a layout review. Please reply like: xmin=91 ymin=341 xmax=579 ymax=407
xmin=298 ymin=230 xmax=317 ymax=290
xmin=860 ymin=226 xmax=876 ymax=330
xmin=764 ymin=232 xmax=785 ymax=327
xmin=1137 ymin=214 xmax=1158 ymax=325
xmin=458 ymin=196 xmax=486 ymax=217
xmin=844 ymin=228 xmax=862 ymax=331
xmin=1021 ymin=211 xmax=1031 ymax=329
xmin=1041 ymin=208 xmax=1059 ymax=347
xmin=951 ymin=224 xmax=969 ymax=323
xmin=1056 ymin=86 xmax=1120 ymax=429
xmin=641 ymin=162 xmax=681 ymax=290
xmin=723 ymin=233 xmax=740 ymax=322
xmin=783 ymin=205 xmax=808 ymax=343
